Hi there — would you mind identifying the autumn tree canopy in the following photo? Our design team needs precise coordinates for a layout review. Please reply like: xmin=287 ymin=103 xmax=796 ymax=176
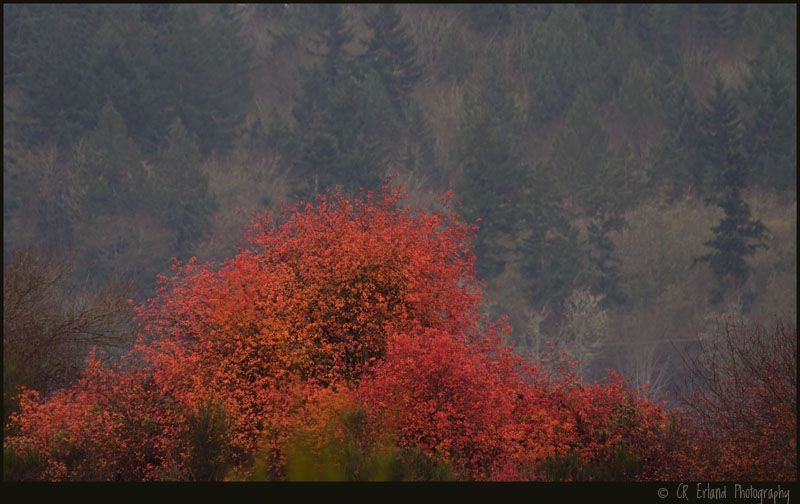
xmin=7 ymin=183 xmax=495 ymax=479
xmin=4 ymin=183 xmax=792 ymax=481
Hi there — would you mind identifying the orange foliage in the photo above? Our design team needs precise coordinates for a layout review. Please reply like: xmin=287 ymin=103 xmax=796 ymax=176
xmin=7 ymin=351 xmax=187 ymax=480
xmin=7 ymin=182 xmax=776 ymax=481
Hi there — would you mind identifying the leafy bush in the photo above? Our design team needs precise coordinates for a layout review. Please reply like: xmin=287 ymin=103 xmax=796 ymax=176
xmin=1 ymin=184 xmax=726 ymax=481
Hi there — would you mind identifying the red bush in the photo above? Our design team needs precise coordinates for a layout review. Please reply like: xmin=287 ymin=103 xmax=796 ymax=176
xmin=4 ymin=183 xmax=695 ymax=481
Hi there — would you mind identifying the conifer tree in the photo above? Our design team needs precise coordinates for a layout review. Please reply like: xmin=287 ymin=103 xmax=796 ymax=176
xmin=546 ymin=86 xmax=608 ymax=211
xmin=696 ymin=76 xmax=744 ymax=195
xmin=315 ymin=4 xmax=354 ymax=81
xmin=73 ymin=98 xmax=172 ymax=294
xmin=545 ymin=86 xmax=633 ymax=304
xmin=85 ymin=6 xmax=158 ymax=152
xmin=291 ymin=59 xmax=339 ymax=193
xmin=523 ymin=5 xmax=596 ymax=124
xmin=462 ymin=4 xmax=512 ymax=34
xmin=520 ymin=163 xmax=582 ymax=307
xmin=81 ymin=98 xmax=146 ymax=218
xmin=696 ymin=4 xmax=745 ymax=46
xmin=152 ymin=118 xmax=215 ymax=256
xmin=694 ymin=151 xmax=769 ymax=298
xmin=150 ymin=5 xmax=252 ymax=155
xmin=4 ymin=4 xmax=105 ymax=147
xmin=456 ymin=57 xmax=526 ymax=279
xmin=649 ymin=75 xmax=702 ymax=199
xmin=361 ymin=4 xmax=423 ymax=114
xmin=609 ymin=59 xmax=664 ymax=154
xmin=742 ymin=44 xmax=797 ymax=191
xmin=289 ymin=5 xmax=396 ymax=199
xmin=693 ymin=76 xmax=768 ymax=297
xmin=290 ymin=68 xmax=395 ymax=199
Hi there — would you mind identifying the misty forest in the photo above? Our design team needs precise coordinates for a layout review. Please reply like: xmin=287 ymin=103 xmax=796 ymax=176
xmin=3 ymin=4 xmax=796 ymax=481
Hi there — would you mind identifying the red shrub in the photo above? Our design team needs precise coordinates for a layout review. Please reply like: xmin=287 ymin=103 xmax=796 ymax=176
xmin=4 ymin=183 xmax=691 ymax=481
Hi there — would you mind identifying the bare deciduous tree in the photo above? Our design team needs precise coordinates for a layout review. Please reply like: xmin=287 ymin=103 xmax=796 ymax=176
xmin=678 ymin=317 xmax=797 ymax=480
xmin=4 ymin=249 xmax=137 ymax=419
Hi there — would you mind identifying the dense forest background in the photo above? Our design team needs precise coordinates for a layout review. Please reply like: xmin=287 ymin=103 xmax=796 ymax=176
xmin=3 ymin=4 xmax=796 ymax=401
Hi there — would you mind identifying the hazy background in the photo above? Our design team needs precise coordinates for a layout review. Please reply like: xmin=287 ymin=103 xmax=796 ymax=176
xmin=3 ymin=4 xmax=796 ymax=400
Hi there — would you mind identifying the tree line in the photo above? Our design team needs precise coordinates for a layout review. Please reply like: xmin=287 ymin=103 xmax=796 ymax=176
xmin=3 ymin=3 xmax=796 ymax=406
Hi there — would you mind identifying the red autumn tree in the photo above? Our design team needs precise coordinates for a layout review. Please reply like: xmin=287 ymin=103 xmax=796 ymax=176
xmin=355 ymin=332 xmax=692 ymax=481
xmin=130 ymin=183 xmax=487 ymax=472
xmin=5 ymin=183 xmax=488 ymax=479
xmin=4 ymin=182 xmax=688 ymax=481
xmin=6 ymin=350 xmax=188 ymax=481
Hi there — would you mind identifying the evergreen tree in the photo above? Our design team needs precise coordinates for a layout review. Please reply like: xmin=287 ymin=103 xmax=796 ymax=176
xmin=520 ymin=163 xmax=583 ymax=307
xmin=332 ymin=70 xmax=397 ymax=189
xmin=290 ymin=4 xmax=353 ymax=197
xmin=5 ymin=5 xmax=251 ymax=156
xmin=545 ymin=86 xmax=608 ymax=211
xmin=461 ymin=4 xmax=512 ymax=34
xmin=74 ymin=99 xmax=165 ymax=294
xmin=588 ymin=11 xmax=644 ymax=106
xmin=81 ymin=98 xmax=146 ymax=218
xmin=618 ymin=4 xmax=681 ymax=69
xmin=4 ymin=4 xmax=105 ymax=147
xmin=151 ymin=118 xmax=216 ymax=256
xmin=648 ymin=75 xmax=702 ymax=199
xmin=86 ymin=6 xmax=159 ymax=153
xmin=741 ymin=44 xmax=797 ymax=191
xmin=741 ymin=4 xmax=797 ymax=53
xmin=696 ymin=76 xmax=745 ymax=195
xmin=290 ymin=65 xmax=341 ymax=196
xmin=694 ymin=96 xmax=770 ymax=301
xmin=139 ymin=3 xmax=177 ymax=28
xmin=545 ymin=86 xmax=633 ymax=304
xmin=695 ymin=4 xmax=745 ymax=46
xmin=290 ymin=66 xmax=395 ymax=199
xmin=361 ymin=4 xmax=423 ymax=115
xmin=584 ymin=212 xmax=626 ymax=306
xmin=149 ymin=5 xmax=252 ymax=155
xmin=289 ymin=5 xmax=396 ymax=199
xmin=580 ymin=144 xmax=640 ymax=306
xmin=694 ymin=183 xmax=769 ymax=298
xmin=609 ymin=59 xmax=665 ymax=154
xmin=523 ymin=5 xmax=597 ymax=124
xmin=315 ymin=4 xmax=355 ymax=81
xmin=456 ymin=58 xmax=526 ymax=279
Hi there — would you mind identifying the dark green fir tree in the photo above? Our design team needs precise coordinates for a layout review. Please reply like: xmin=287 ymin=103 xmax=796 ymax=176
xmin=694 ymin=153 xmax=769 ymax=302
xmin=151 ymin=118 xmax=216 ymax=256
xmin=741 ymin=44 xmax=797 ymax=191
xmin=81 ymin=97 xmax=146 ymax=218
xmin=696 ymin=76 xmax=744 ymax=195
xmin=361 ymin=4 xmax=423 ymax=115
xmin=519 ymin=163 xmax=583 ymax=308
xmin=456 ymin=58 xmax=526 ymax=279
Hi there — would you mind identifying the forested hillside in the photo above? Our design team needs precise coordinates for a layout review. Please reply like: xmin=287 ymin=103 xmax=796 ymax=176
xmin=3 ymin=4 xmax=796 ymax=481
